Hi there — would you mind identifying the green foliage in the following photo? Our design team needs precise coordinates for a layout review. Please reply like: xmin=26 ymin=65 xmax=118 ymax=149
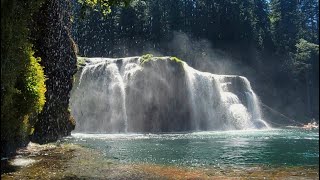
xmin=297 ymin=0 xmax=319 ymax=44
xmin=292 ymin=39 xmax=319 ymax=80
xmin=140 ymin=54 xmax=184 ymax=66
xmin=140 ymin=54 xmax=154 ymax=64
xmin=295 ymin=39 xmax=319 ymax=63
xmin=23 ymin=48 xmax=46 ymax=114
xmin=75 ymin=0 xmax=318 ymax=59
xmin=170 ymin=57 xmax=183 ymax=64
xmin=1 ymin=0 xmax=46 ymax=152
xmin=78 ymin=0 xmax=132 ymax=17
xmin=270 ymin=0 xmax=300 ymax=53
xmin=269 ymin=0 xmax=319 ymax=54
xmin=77 ymin=57 xmax=87 ymax=67
xmin=74 ymin=0 xmax=276 ymax=58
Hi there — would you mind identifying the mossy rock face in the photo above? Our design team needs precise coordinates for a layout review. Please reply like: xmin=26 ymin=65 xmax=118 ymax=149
xmin=140 ymin=56 xmax=185 ymax=77
xmin=77 ymin=57 xmax=87 ymax=67
xmin=140 ymin=54 xmax=154 ymax=65
xmin=140 ymin=55 xmax=183 ymax=66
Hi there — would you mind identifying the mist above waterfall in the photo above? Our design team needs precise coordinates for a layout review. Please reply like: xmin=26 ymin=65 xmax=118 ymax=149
xmin=141 ymin=32 xmax=252 ymax=76
xmin=70 ymin=56 xmax=269 ymax=133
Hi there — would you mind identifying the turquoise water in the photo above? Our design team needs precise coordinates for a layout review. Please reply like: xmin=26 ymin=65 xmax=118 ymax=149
xmin=66 ymin=128 xmax=319 ymax=168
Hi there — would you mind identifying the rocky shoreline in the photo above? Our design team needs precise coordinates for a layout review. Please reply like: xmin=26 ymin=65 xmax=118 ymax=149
xmin=1 ymin=142 xmax=319 ymax=179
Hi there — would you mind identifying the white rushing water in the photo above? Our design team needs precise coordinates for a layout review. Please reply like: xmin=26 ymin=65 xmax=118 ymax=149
xmin=182 ymin=62 xmax=268 ymax=130
xmin=70 ymin=57 xmax=269 ymax=133
xmin=72 ymin=57 xmax=142 ymax=133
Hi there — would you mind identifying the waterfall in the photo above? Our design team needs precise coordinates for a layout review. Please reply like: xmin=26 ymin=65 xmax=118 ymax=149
xmin=240 ymin=77 xmax=271 ymax=129
xmin=182 ymin=63 xmax=219 ymax=130
xmin=182 ymin=63 xmax=267 ymax=130
xmin=70 ymin=57 xmax=141 ymax=133
xmin=214 ymin=75 xmax=253 ymax=129
xmin=70 ymin=56 xmax=269 ymax=133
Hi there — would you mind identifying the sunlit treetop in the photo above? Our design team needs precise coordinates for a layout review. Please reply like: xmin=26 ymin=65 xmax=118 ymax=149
xmin=78 ymin=0 xmax=131 ymax=16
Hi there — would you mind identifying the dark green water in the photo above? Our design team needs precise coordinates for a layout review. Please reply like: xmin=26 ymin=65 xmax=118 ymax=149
xmin=65 ymin=128 xmax=319 ymax=168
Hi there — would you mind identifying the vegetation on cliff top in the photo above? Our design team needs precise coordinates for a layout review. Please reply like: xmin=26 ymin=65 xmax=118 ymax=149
xmin=140 ymin=54 xmax=183 ymax=65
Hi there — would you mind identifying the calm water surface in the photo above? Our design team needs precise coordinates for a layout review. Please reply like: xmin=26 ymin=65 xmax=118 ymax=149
xmin=65 ymin=128 xmax=319 ymax=168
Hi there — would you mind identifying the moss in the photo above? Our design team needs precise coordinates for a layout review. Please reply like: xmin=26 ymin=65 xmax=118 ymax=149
xmin=77 ymin=56 xmax=87 ymax=67
xmin=1 ymin=0 xmax=46 ymax=156
xmin=140 ymin=54 xmax=154 ymax=65
xmin=170 ymin=56 xmax=183 ymax=64
xmin=23 ymin=49 xmax=47 ymax=113
xmin=139 ymin=55 xmax=185 ymax=78
xmin=140 ymin=54 xmax=184 ymax=66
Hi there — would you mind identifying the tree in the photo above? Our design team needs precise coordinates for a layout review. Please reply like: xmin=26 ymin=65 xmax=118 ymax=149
xmin=292 ymin=39 xmax=319 ymax=119
xmin=297 ymin=0 xmax=319 ymax=44
xmin=251 ymin=0 xmax=274 ymax=50
xmin=79 ymin=0 xmax=131 ymax=16
xmin=270 ymin=0 xmax=300 ymax=53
